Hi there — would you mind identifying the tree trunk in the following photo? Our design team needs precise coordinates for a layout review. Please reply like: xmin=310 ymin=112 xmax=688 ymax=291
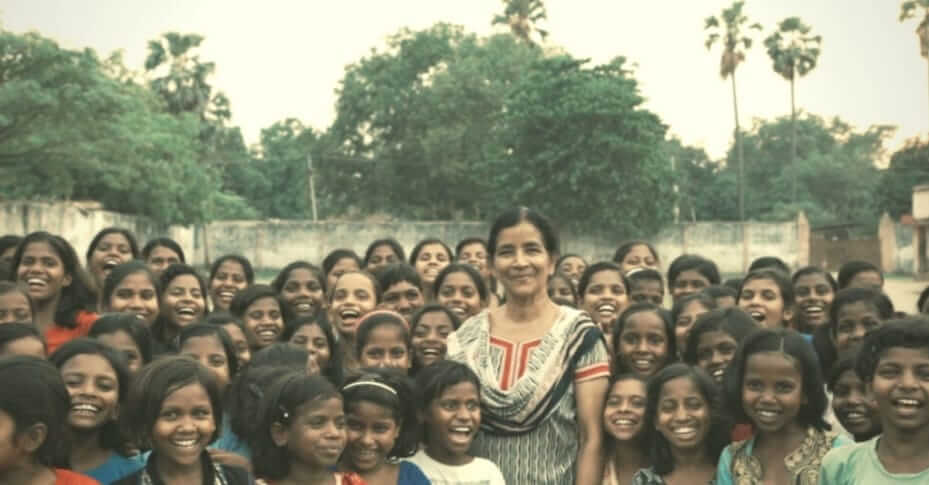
xmin=791 ymin=76 xmax=797 ymax=203
xmin=732 ymin=70 xmax=745 ymax=221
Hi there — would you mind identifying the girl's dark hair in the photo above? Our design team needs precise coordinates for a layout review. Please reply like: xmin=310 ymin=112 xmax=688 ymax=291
xmin=548 ymin=271 xmax=578 ymax=305
xmin=250 ymin=342 xmax=310 ymax=369
xmin=837 ymin=260 xmax=883 ymax=290
xmin=791 ymin=266 xmax=838 ymax=292
xmin=0 ymin=280 xmax=36 ymax=321
xmin=434 ymin=263 xmax=488 ymax=302
xmin=150 ymin=264 xmax=208 ymax=344
xmin=329 ymin=270 xmax=382 ymax=304
xmin=364 ymin=239 xmax=406 ymax=267
xmin=612 ymin=241 xmax=659 ymax=265
xmin=828 ymin=288 xmax=895 ymax=338
xmin=0 ymin=356 xmax=71 ymax=467
xmin=209 ymin=254 xmax=255 ymax=286
xmin=9 ymin=232 xmax=95 ymax=328
xmin=409 ymin=239 xmax=453 ymax=266
xmin=416 ymin=360 xmax=480 ymax=408
xmin=645 ymin=364 xmax=730 ymax=475
xmin=813 ymin=324 xmax=838 ymax=379
xmin=121 ymin=356 xmax=223 ymax=446
xmin=49 ymin=338 xmax=130 ymax=453
xmin=322 ymin=249 xmax=362 ymax=277
xmin=488 ymin=207 xmax=559 ymax=261
xmin=226 ymin=364 xmax=294 ymax=442
xmin=701 ymin=285 xmax=737 ymax=301
xmin=628 ymin=268 xmax=664 ymax=287
xmin=666 ymin=255 xmax=720 ymax=288
xmin=682 ymin=307 xmax=758 ymax=365
xmin=738 ymin=269 xmax=796 ymax=311
xmin=101 ymin=261 xmax=160 ymax=310
xmin=610 ymin=304 xmax=676 ymax=372
xmin=355 ymin=311 xmax=411 ymax=357
xmin=410 ymin=304 xmax=462 ymax=333
xmin=577 ymin=262 xmax=628 ymax=298
xmin=251 ymin=372 xmax=342 ymax=480
xmin=604 ymin=373 xmax=650 ymax=448
xmin=0 ymin=322 xmax=45 ymax=355
xmin=342 ymin=369 xmax=419 ymax=459
xmin=177 ymin=324 xmax=240 ymax=377
xmin=856 ymin=317 xmax=929 ymax=382
xmin=723 ymin=328 xmax=829 ymax=430
xmin=205 ymin=311 xmax=243 ymax=328
xmin=747 ymin=256 xmax=790 ymax=275
xmin=0 ymin=235 xmax=22 ymax=256
xmin=141 ymin=237 xmax=186 ymax=263
xmin=455 ymin=238 xmax=488 ymax=258
xmin=826 ymin=348 xmax=860 ymax=392
xmin=282 ymin=315 xmax=343 ymax=386
xmin=86 ymin=227 xmax=140 ymax=263
xmin=670 ymin=293 xmax=718 ymax=326
xmin=555 ymin=254 xmax=586 ymax=270
xmin=918 ymin=285 xmax=929 ymax=314
xmin=229 ymin=284 xmax=290 ymax=323
xmin=376 ymin=263 xmax=423 ymax=292
xmin=88 ymin=313 xmax=155 ymax=366
xmin=271 ymin=261 xmax=326 ymax=295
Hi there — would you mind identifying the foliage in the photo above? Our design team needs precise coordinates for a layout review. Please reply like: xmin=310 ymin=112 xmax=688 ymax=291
xmin=704 ymin=1 xmax=762 ymax=79
xmin=901 ymin=0 xmax=929 ymax=57
xmin=877 ymin=139 xmax=929 ymax=218
xmin=492 ymin=0 xmax=548 ymax=44
xmin=764 ymin=17 xmax=821 ymax=83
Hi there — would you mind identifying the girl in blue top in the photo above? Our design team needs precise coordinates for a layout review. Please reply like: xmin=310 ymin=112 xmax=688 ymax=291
xmin=715 ymin=329 xmax=850 ymax=485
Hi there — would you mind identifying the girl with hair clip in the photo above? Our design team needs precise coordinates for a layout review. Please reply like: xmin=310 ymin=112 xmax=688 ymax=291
xmin=631 ymin=364 xmax=730 ymax=485
xmin=141 ymin=238 xmax=186 ymax=278
xmin=272 ymin=262 xmax=326 ymax=320
xmin=50 ymin=339 xmax=143 ymax=484
xmin=11 ymin=231 xmax=98 ymax=354
xmin=339 ymin=369 xmax=429 ymax=485
xmin=88 ymin=314 xmax=153 ymax=375
xmin=208 ymin=255 xmax=254 ymax=312
xmin=0 ymin=279 xmax=35 ymax=324
xmin=715 ymin=329 xmax=851 ymax=485
xmin=0 ymin=355 xmax=101 ymax=484
xmin=115 ymin=356 xmax=253 ymax=485
xmin=365 ymin=238 xmax=405 ymax=273
xmin=99 ymin=262 xmax=159 ymax=328
xmin=602 ymin=373 xmax=650 ymax=485
xmin=86 ymin=228 xmax=139 ymax=303
xmin=250 ymin=372 xmax=363 ymax=485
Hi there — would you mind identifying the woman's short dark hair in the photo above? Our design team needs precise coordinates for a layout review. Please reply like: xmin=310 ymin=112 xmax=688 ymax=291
xmin=101 ymin=261 xmax=160 ymax=310
xmin=409 ymin=239 xmax=453 ymax=266
xmin=251 ymin=372 xmax=342 ymax=480
xmin=209 ymin=254 xmax=255 ymax=286
xmin=0 ymin=356 xmax=71 ymax=467
xmin=855 ymin=318 xmax=929 ymax=382
xmin=455 ymin=238 xmax=488 ymax=258
xmin=322 ymin=249 xmax=362 ymax=277
xmin=723 ymin=328 xmax=829 ymax=430
xmin=577 ymin=262 xmax=628 ymax=298
xmin=828 ymin=288 xmax=895 ymax=338
xmin=612 ymin=241 xmax=659 ymax=266
xmin=49 ymin=338 xmax=131 ymax=453
xmin=177 ymin=324 xmax=240 ymax=377
xmin=747 ymin=256 xmax=790 ymax=275
xmin=682 ymin=307 xmax=758 ymax=365
xmin=791 ymin=266 xmax=838 ymax=292
xmin=434 ymin=263 xmax=488 ymax=302
xmin=487 ymin=207 xmax=559 ymax=261
xmin=364 ymin=239 xmax=405 ymax=267
xmin=342 ymin=369 xmax=419 ymax=459
xmin=410 ymin=304 xmax=462 ymax=333
xmin=610 ymin=304 xmax=676 ymax=373
xmin=837 ymin=260 xmax=883 ymax=290
xmin=229 ymin=285 xmax=290 ymax=323
xmin=671 ymin=293 xmax=718 ymax=326
xmin=0 ymin=322 xmax=45 ymax=355
xmin=644 ymin=364 xmax=731 ymax=475
xmin=86 ymin=228 xmax=140 ymax=263
xmin=10 ymin=232 xmax=94 ymax=328
xmin=738 ymin=269 xmax=795 ymax=311
xmin=121 ymin=356 xmax=223 ymax=447
xmin=0 ymin=280 xmax=36 ymax=322
xmin=354 ymin=311 xmax=410 ymax=357
xmin=666 ymin=255 xmax=720 ymax=288
xmin=87 ymin=313 xmax=155 ymax=367
xmin=271 ymin=261 xmax=326 ymax=295
xmin=376 ymin=264 xmax=423 ymax=293
xmin=141 ymin=237 xmax=186 ymax=263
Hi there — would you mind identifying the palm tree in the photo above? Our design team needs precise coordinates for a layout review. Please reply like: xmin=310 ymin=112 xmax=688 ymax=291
xmin=705 ymin=1 xmax=761 ymax=221
xmin=764 ymin=17 xmax=822 ymax=202
xmin=492 ymin=0 xmax=548 ymax=45
xmin=144 ymin=32 xmax=215 ymax=119
xmin=901 ymin=1 xmax=929 ymax=135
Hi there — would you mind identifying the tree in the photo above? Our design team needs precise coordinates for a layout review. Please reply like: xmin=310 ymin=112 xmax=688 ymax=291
xmin=705 ymin=1 xmax=762 ymax=221
xmin=901 ymin=1 xmax=929 ymax=132
xmin=878 ymin=139 xmax=929 ymax=218
xmin=764 ymin=17 xmax=822 ymax=202
xmin=492 ymin=0 xmax=548 ymax=45
xmin=665 ymin=138 xmax=733 ymax=221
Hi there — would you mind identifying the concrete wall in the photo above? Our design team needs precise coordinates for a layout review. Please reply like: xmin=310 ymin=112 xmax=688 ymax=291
xmin=0 ymin=201 xmax=807 ymax=275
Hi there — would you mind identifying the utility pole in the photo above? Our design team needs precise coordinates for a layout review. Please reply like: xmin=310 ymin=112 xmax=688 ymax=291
xmin=306 ymin=154 xmax=318 ymax=221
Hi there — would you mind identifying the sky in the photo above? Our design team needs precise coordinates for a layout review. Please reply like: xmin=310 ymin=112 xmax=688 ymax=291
xmin=2 ymin=0 xmax=925 ymax=161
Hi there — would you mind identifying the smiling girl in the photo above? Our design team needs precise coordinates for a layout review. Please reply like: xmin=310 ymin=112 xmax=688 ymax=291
xmin=409 ymin=304 xmax=460 ymax=371
xmin=578 ymin=262 xmax=629 ymax=336
xmin=611 ymin=304 xmax=675 ymax=378
xmin=272 ymin=261 xmax=326 ymax=320
xmin=328 ymin=271 xmax=381 ymax=371
xmin=229 ymin=285 xmax=288 ymax=352
xmin=737 ymin=269 xmax=795 ymax=329
xmin=208 ymin=255 xmax=253 ymax=312
xmin=151 ymin=264 xmax=208 ymax=354
xmin=410 ymin=239 xmax=453 ymax=302
xmin=434 ymin=263 xmax=487 ymax=323
xmin=602 ymin=374 xmax=650 ymax=485
xmin=86 ymin=228 xmax=139 ymax=303
xmin=100 ymin=262 xmax=160 ymax=328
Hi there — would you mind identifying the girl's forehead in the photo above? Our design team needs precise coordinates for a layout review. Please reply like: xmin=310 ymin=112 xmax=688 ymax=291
xmin=746 ymin=350 xmax=801 ymax=373
xmin=336 ymin=273 xmax=374 ymax=290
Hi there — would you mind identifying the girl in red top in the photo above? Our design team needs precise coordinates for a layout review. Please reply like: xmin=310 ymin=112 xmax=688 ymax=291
xmin=0 ymin=355 xmax=101 ymax=484
xmin=10 ymin=232 xmax=97 ymax=354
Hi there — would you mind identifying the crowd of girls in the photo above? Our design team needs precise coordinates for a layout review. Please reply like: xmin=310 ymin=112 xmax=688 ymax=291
xmin=0 ymin=210 xmax=927 ymax=485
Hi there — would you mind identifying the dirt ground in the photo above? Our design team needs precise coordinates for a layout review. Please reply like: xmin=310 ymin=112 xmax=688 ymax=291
xmin=883 ymin=276 xmax=927 ymax=313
